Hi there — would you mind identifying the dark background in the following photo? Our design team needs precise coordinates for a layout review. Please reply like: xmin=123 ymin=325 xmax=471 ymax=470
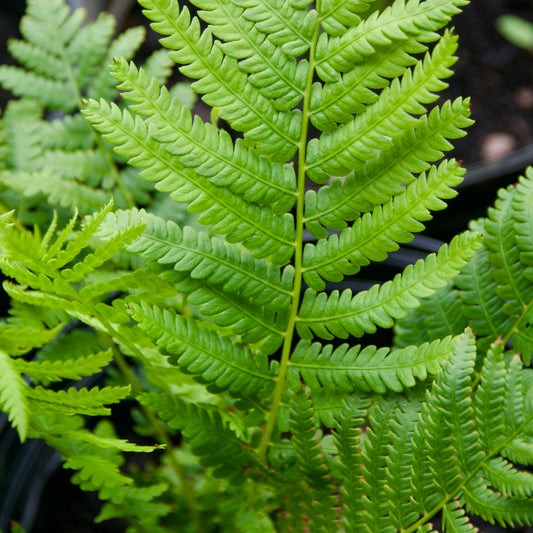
xmin=1 ymin=0 xmax=533 ymax=531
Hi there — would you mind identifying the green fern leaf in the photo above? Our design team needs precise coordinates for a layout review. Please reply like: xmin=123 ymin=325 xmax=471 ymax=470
xmin=307 ymin=28 xmax=459 ymax=183
xmin=0 ymin=171 xmax=111 ymax=215
xmin=289 ymin=391 xmax=339 ymax=532
xmin=297 ymin=231 xmax=482 ymax=339
xmin=484 ymin=184 xmax=533 ymax=317
xmin=442 ymin=500 xmax=477 ymax=532
xmin=64 ymin=453 xmax=133 ymax=491
xmin=473 ymin=339 xmax=507 ymax=452
xmin=455 ymin=234 xmax=514 ymax=351
xmin=130 ymin=302 xmax=277 ymax=397
xmin=27 ymin=385 xmax=131 ymax=417
xmin=288 ymin=336 xmax=456 ymax=393
xmin=483 ymin=457 xmax=533 ymax=499
xmin=14 ymin=350 xmax=113 ymax=384
xmin=232 ymin=0 xmax=314 ymax=57
xmin=315 ymin=0 xmax=468 ymax=81
xmin=110 ymin=57 xmax=297 ymax=209
xmin=97 ymin=208 xmax=293 ymax=309
xmin=0 ymin=350 xmax=28 ymax=441
xmin=192 ymin=0 xmax=306 ymax=110
xmin=140 ymin=391 xmax=253 ymax=484
xmin=423 ymin=330 xmax=483 ymax=489
xmin=513 ymin=167 xmax=533 ymax=267
xmin=319 ymin=0 xmax=374 ymax=36
xmin=333 ymin=396 xmax=369 ymax=533
xmin=39 ymin=113 xmax=93 ymax=150
xmin=302 ymin=159 xmax=465 ymax=289
xmin=462 ymin=476 xmax=533 ymax=528
xmin=305 ymin=98 xmax=472 ymax=238
xmin=138 ymin=0 xmax=301 ymax=161
xmin=82 ymin=99 xmax=295 ymax=264
xmin=88 ymin=25 xmax=147 ymax=101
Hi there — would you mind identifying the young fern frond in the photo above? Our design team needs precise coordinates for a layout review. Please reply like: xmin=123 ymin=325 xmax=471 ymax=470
xmin=3 ymin=0 xmax=533 ymax=530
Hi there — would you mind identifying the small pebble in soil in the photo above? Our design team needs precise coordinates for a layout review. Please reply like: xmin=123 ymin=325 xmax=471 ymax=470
xmin=514 ymin=86 xmax=533 ymax=110
xmin=479 ymin=131 xmax=517 ymax=161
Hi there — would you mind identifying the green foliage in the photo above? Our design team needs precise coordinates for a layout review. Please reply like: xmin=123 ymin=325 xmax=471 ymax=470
xmin=0 ymin=0 xmax=532 ymax=532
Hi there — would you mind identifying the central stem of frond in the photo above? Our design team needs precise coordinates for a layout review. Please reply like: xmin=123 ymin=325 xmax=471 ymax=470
xmin=256 ymin=5 xmax=322 ymax=465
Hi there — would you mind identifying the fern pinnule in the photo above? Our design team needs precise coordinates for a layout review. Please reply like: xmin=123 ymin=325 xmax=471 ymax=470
xmin=140 ymin=391 xmax=253 ymax=483
xmin=288 ymin=336 xmax=456 ymax=394
xmin=0 ymin=350 xmax=29 ymax=441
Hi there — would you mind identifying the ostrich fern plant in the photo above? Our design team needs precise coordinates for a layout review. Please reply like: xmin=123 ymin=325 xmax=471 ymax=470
xmin=0 ymin=0 xmax=532 ymax=531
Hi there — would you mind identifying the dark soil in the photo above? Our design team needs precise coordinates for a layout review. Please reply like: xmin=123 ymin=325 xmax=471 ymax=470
xmin=1 ymin=1 xmax=533 ymax=532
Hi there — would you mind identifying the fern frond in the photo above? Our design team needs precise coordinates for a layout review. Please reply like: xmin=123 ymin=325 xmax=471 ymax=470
xmin=0 ymin=171 xmax=111 ymax=215
xmin=0 ymin=350 xmax=28 ymax=441
xmin=140 ymin=391 xmax=253 ymax=483
xmin=307 ymin=29 xmax=459 ymax=182
xmin=15 ymin=350 xmax=113 ymax=384
xmin=473 ymin=340 xmax=507 ymax=451
xmin=384 ymin=396 xmax=425 ymax=531
xmin=455 ymin=238 xmax=514 ymax=350
xmin=59 ymin=429 xmax=158 ymax=453
xmin=297 ymin=232 xmax=482 ymax=340
xmin=0 ymin=322 xmax=64 ymax=356
xmin=39 ymin=113 xmax=93 ymax=150
xmin=130 ymin=302 xmax=277 ymax=397
xmin=110 ymin=57 xmax=296 ymax=209
xmin=333 ymin=396 xmax=369 ymax=533
xmin=138 ymin=0 xmax=301 ymax=161
xmin=64 ymin=453 xmax=132 ymax=492
xmin=303 ymin=160 xmax=464 ymax=289
xmin=483 ymin=457 xmax=533 ymax=499
xmin=2 ymin=99 xmax=43 ymax=172
xmin=67 ymin=12 xmax=116 ymax=88
xmin=513 ymin=168 xmax=533 ymax=265
xmin=0 ymin=0 xmax=146 ymax=110
xmin=315 ymin=0 xmax=468 ymax=81
xmin=168 ymin=275 xmax=288 ymax=354
xmin=423 ymin=330 xmax=483 ymax=488
xmin=88 ymin=25 xmax=147 ymax=101
xmin=462 ymin=476 xmax=533 ymax=528
xmin=97 ymin=208 xmax=293 ymax=308
xmin=289 ymin=391 xmax=339 ymax=532
xmin=305 ymin=98 xmax=472 ymax=237
xmin=352 ymin=396 xmax=402 ymax=533
xmin=484 ymin=184 xmax=533 ymax=316
xmin=288 ymin=336 xmax=456 ymax=394
xmin=82 ymin=99 xmax=295 ymax=264
xmin=27 ymin=385 xmax=131 ymax=417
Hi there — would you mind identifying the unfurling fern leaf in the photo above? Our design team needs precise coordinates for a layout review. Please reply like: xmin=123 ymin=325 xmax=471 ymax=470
xmin=2 ymin=0 xmax=533 ymax=531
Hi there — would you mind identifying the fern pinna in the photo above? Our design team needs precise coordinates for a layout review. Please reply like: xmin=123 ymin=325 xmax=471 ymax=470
xmin=0 ymin=0 xmax=532 ymax=531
